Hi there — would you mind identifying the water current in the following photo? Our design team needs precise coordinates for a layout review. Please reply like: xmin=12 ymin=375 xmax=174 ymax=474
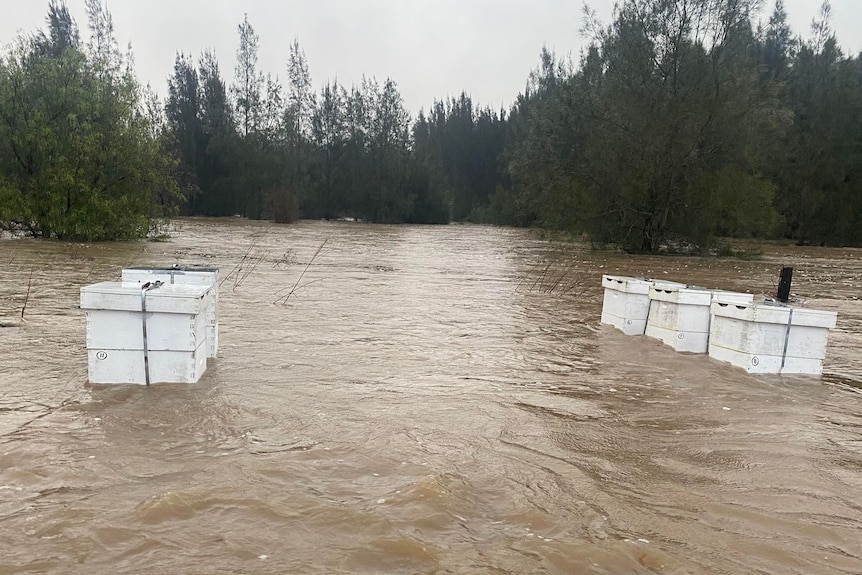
xmin=1 ymin=219 xmax=861 ymax=574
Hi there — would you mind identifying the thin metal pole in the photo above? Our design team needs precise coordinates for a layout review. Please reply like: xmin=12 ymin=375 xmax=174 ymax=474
xmin=140 ymin=281 xmax=162 ymax=386
xmin=780 ymin=307 xmax=794 ymax=372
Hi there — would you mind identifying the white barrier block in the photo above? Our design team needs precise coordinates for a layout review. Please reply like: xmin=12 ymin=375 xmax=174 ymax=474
xmin=601 ymin=275 xmax=685 ymax=335
xmin=646 ymin=287 xmax=752 ymax=353
xmin=81 ymin=282 xmax=213 ymax=384
xmin=708 ymin=300 xmax=836 ymax=375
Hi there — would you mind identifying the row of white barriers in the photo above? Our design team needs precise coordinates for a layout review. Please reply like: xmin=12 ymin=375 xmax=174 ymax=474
xmin=600 ymin=275 xmax=837 ymax=375
xmin=80 ymin=266 xmax=219 ymax=385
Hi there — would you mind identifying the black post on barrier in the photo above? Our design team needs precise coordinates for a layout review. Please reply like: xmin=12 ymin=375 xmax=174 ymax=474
xmin=777 ymin=266 xmax=793 ymax=303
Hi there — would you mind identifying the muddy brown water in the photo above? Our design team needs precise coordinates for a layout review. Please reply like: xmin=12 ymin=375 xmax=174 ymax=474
xmin=1 ymin=219 xmax=861 ymax=575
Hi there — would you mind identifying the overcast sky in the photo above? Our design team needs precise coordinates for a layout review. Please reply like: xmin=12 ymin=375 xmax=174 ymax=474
xmin=2 ymin=1 xmax=861 ymax=114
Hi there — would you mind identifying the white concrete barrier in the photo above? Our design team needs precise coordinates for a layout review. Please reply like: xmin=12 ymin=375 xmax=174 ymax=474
xmin=81 ymin=281 xmax=214 ymax=384
xmin=708 ymin=300 xmax=837 ymax=375
xmin=646 ymin=287 xmax=753 ymax=353
xmin=601 ymin=275 xmax=685 ymax=335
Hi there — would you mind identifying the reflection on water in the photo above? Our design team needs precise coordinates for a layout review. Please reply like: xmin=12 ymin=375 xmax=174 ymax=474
xmin=1 ymin=219 xmax=861 ymax=574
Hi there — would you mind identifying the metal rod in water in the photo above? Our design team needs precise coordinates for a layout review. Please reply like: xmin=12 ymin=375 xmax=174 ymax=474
xmin=780 ymin=307 xmax=794 ymax=371
xmin=140 ymin=281 xmax=163 ymax=386
xmin=141 ymin=286 xmax=150 ymax=386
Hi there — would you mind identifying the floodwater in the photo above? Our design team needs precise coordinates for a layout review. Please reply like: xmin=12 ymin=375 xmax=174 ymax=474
xmin=1 ymin=219 xmax=860 ymax=575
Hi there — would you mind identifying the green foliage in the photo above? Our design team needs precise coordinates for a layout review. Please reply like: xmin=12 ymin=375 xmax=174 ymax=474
xmin=691 ymin=168 xmax=780 ymax=240
xmin=409 ymin=94 xmax=508 ymax=224
xmin=488 ymin=0 xmax=862 ymax=250
xmin=10 ymin=0 xmax=855 ymax=248
xmin=504 ymin=1 xmax=775 ymax=252
xmin=153 ymin=0 xmax=856 ymax=246
xmin=0 ymin=6 xmax=181 ymax=241
xmin=771 ymin=4 xmax=862 ymax=246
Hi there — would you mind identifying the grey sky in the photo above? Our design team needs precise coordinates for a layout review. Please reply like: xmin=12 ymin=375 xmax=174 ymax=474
xmin=2 ymin=1 xmax=861 ymax=114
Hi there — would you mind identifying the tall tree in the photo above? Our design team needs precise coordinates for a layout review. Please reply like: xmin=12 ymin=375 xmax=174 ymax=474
xmin=84 ymin=0 xmax=121 ymax=79
xmin=311 ymin=80 xmax=346 ymax=219
xmin=368 ymin=78 xmax=411 ymax=222
xmin=197 ymin=49 xmax=237 ymax=215
xmin=761 ymin=0 xmax=794 ymax=78
xmin=0 ymin=2 xmax=180 ymax=240
xmin=35 ymin=0 xmax=80 ymax=57
xmin=776 ymin=1 xmax=862 ymax=245
xmin=230 ymin=14 xmax=267 ymax=218
xmin=408 ymin=107 xmax=451 ymax=224
xmin=340 ymin=82 xmax=371 ymax=218
xmin=286 ymin=38 xmax=315 ymax=142
xmin=232 ymin=13 xmax=263 ymax=139
xmin=284 ymin=38 xmax=315 ymax=218
xmin=165 ymin=52 xmax=201 ymax=208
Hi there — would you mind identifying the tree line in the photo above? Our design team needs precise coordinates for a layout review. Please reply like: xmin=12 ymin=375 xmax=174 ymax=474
xmin=1 ymin=0 xmax=860 ymax=251
xmin=500 ymin=0 xmax=862 ymax=251
xmin=162 ymin=14 xmax=503 ymax=227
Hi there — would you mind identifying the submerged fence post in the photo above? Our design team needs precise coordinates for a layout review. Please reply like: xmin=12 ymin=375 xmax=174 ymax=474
xmin=777 ymin=266 xmax=793 ymax=303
